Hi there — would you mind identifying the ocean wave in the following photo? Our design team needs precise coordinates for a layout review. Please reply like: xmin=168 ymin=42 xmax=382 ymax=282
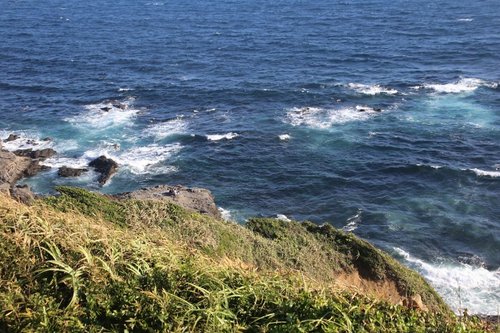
xmin=416 ymin=163 xmax=443 ymax=170
xmin=457 ymin=18 xmax=473 ymax=22
xmin=145 ymin=117 xmax=188 ymax=140
xmin=421 ymin=78 xmax=498 ymax=93
xmin=206 ymin=132 xmax=239 ymax=141
xmin=468 ymin=168 xmax=500 ymax=178
xmin=394 ymin=247 xmax=500 ymax=315
xmin=347 ymin=83 xmax=398 ymax=95
xmin=65 ymin=98 xmax=140 ymax=129
xmin=286 ymin=106 xmax=383 ymax=129
xmin=278 ymin=134 xmax=291 ymax=141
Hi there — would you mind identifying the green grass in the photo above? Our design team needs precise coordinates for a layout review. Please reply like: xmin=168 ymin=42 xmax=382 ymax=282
xmin=0 ymin=188 xmax=494 ymax=332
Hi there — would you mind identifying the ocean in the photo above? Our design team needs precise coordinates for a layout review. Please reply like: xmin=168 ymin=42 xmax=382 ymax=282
xmin=0 ymin=0 xmax=498 ymax=314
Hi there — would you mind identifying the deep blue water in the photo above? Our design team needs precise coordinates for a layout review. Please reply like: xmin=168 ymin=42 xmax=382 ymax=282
xmin=1 ymin=0 xmax=499 ymax=314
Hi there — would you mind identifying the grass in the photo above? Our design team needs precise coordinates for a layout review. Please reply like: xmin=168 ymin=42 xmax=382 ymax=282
xmin=0 ymin=187 xmax=495 ymax=332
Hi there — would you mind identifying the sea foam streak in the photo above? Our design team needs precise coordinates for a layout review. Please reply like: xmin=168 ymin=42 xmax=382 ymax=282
xmin=394 ymin=247 xmax=500 ymax=315
xmin=347 ymin=83 xmax=398 ymax=95
xmin=286 ymin=106 xmax=381 ymax=129
xmin=206 ymin=132 xmax=239 ymax=141
xmin=146 ymin=118 xmax=188 ymax=140
xmin=422 ymin=78 xmax=498 ymax=93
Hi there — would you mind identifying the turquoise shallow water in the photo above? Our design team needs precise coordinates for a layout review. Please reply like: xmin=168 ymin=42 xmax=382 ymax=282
xmin=1 ymin=0 xmax=499 ymax=314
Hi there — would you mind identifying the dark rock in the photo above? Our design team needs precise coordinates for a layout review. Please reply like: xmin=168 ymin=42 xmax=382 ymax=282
xmin=100 ymin=107 xmax=112 ymax=112
xmin=357 ymin=108 xmax=366 ymax=112
xmin=23 ymin=161 xmax=50 ymax=178
xmin=116 ymin=184 xmax=221 ymax=219
xmin=58 ymin=166 xmax=88 ymax=177
xmin=5 ymin=134 xmax=19 ymax=142
xmin=11 ymin=184 xmax=35 ymax=205
xmin=0 ymin=150 xmax=32 ymax=184
xmin=89 ymin=156 xmax=118 ymax=185
xmin=374 ymin=108 xmax=382 ymax=112
xmin=41 ymin=137 xmax=52 ymax=142
xmin=14 ymin=148 xmax=57 ymax=160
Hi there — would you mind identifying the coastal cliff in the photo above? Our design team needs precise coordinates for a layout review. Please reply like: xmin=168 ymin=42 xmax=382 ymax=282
xmin=0 ymin=186 xmax=493 ymax=332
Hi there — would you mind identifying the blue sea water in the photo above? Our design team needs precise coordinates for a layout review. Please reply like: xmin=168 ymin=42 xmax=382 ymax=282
xmin=1 ymin=0 xmax=499 ymax=314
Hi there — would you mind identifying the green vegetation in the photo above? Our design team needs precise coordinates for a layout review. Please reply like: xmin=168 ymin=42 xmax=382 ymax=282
xmin=0 ymin=187 xmax=494 ymax=332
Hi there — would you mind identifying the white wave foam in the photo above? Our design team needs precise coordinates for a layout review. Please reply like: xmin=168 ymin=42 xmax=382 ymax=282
xmin=0 ymin=130 xmax=55 ymax=151
xmin=457 ymin=18 xmax=473 ymax=22
xmin=286 ymin=106 xmax=381 ymax=129
xmin=469 ymin=168 xmax=500 ymax=178
xmin=276 ymin=214 xmax=291 ymax=222
xmin=118 ymin=87 xmax=133 ymax=92
xmin=416 ymin=163 xmax=443 ymax=169
xmin=44 ymin=143 xmax=181 ymax=178
xmin=347 ymin=83 xmax=398 ymax=95
xmin=342 ymin=209 xmax=362 ymax=232
xmin=423 ymin=78 xmax=498 ymax=93
xmin=66 ymin=98 xmax=139 ymax=129
xmin=394 ymin=247 xmax=500 ymax=315
xmin=145 ymin=118 xmax=188 ymax=140
xmin=218 ymin=207 xmax=233 ymax=221
xmin=206 ymin=132 xmax=239 ymax=141
xmin=278 ymin=134 xmax=291 ymax=141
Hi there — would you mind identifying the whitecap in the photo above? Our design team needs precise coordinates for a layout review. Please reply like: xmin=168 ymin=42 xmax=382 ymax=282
xmin=416 ymin=163 xmax=443 ymax=170
xmin=347 ymin=83 xmax=398 ymax=95
xmin=145 ymin=118 xmax=188 ymax=140
xmin=457 ymin=18 xmax=473 ymax=22
xmin=218 ymin=207 xmax=233 ymax=221
xmin=394 ymin=247 xmax=500 ymax=315
xmin=278 ymin=134 xmax=291 ymax=141
xmin=65 ymin=98 xmax=139 ymax=129
xmin=276 ymin=214 xmax=291 ymax=222
xmin=118 ymin=87 xmax=133 ymax=92
xmin=342 ymin=209 xmax=362 ymax=232
xmin=469 ymin=168 xmax=500 ymax=178
xmin=422 ymin=78 xmax=498 ymax=94
xmin=206 ymin=132 xmax=239 ymax=141
xmin=286 ymin=106 xmax=382 ymax=129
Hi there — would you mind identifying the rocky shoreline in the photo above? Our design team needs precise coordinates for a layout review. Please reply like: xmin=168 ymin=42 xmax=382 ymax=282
xmin=0 ymin=132 xmax=221 ymax=219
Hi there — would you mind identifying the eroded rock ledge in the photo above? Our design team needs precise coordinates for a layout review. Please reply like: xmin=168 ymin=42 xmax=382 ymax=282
xmin=115 ymin=185 xmax=221 ymax=219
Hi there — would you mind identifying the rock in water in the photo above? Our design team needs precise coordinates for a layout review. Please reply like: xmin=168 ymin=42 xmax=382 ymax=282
xmin=4 ymin=134 xmax=19 ymax=142
xmin=58 ymin=166 xmax=89 ymax=177
xmin=116 ymin=185 xmax=221 ymax=219
xmin=14 ymin=148 xmax=57 ymax=160
xmin=88 ymin=156 xmax=118 ymax=185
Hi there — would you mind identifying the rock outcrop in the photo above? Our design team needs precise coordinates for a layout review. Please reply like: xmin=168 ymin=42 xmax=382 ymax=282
xmin=0 ymin=150 xmax=32 ymax=184
xmin=116 ymin=185 xmax=221 ymax=219
xmin=14 ymin=148 xmax=57 ymax=160
xmin=11 ymin=184 xmax=35 ymax=205
xmin=88 ymin=156 xmax=118 ymax=185
xmin=58 ymin=166 xmax=88 ymax=177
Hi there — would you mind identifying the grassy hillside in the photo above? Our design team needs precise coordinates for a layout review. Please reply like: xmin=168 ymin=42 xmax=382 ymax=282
xmin=0 ymin=187 xmax=492 ymax=332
